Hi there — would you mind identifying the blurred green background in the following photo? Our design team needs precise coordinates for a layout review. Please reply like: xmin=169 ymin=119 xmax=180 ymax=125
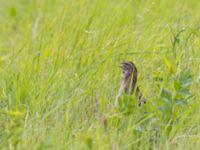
xmin=0 ymin=0 xmax=200 ymax=149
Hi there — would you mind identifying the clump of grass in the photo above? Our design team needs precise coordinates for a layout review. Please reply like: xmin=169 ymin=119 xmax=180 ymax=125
xmin=1 ymin=0 xmax=200 ymax=149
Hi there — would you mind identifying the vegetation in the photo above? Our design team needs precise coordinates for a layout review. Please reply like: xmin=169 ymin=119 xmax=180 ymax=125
xmin=0 ymin=0 xmax=200 ymax=149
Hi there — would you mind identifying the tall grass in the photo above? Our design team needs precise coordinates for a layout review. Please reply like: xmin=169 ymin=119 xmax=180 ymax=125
xmin=0 ymin=0 xmax=200 ymax=149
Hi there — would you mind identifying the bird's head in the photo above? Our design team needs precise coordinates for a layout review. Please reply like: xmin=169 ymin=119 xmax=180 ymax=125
xmin=120 ymin=61 xmax=134 ymax=81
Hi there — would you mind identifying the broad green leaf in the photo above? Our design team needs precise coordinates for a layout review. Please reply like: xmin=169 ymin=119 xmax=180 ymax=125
xmin=160 ymin=88 xmax=172 ymax=103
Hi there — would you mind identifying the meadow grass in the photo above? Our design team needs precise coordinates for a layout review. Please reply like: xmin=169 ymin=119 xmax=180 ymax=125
xmin=0 ymin=0 xmax=200 ymax=149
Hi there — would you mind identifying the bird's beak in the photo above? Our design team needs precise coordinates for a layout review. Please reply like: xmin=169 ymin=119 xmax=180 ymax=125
xmin=120 ymin=62 xmax=127 ymax=69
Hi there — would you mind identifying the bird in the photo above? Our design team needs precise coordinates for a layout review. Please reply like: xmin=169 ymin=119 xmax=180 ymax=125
xmin=115 ymin=61 xmax=146 ymax=107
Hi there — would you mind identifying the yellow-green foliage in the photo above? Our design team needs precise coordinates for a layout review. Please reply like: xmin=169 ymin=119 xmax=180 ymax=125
xmin=0 ymin=0 xmax=200 ymax=149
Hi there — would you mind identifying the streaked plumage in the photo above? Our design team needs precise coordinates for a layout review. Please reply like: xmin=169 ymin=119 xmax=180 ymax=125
xmin=115 ymin=61 xmax=146 ymax=107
